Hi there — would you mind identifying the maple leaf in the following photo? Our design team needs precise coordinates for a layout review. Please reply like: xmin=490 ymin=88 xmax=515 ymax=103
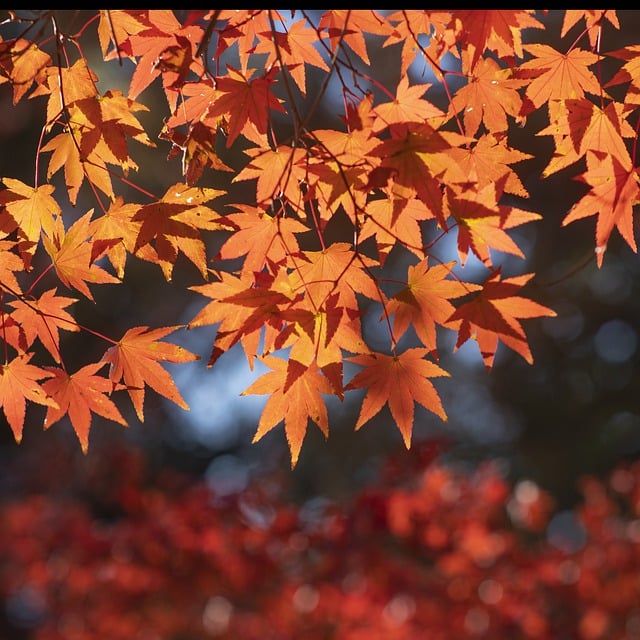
xmin=288 ymin=242 xmax=380 ymax=312
xmin=8 ymin=289 xmax=79 ymax=363
xmin=253 ymin=19 xmax=330 ymax=95
xmin=445 ymin=181 xmax=542 ymax=267
xmin=563 ymin=151 xmax=640 ymax=267
xmin=89 ymin=197 xmax=157 ymax=279
xmin=0 ymin=354 xmax=57 ymax=444
xmin=448 ymin=270 xmax=556 ymax=369
xmin=561 ymin=10 xmax=619 ymax=49
xmin=518 ymin=44 xmax=600 ymax=113
xmin=383 ymin=11 xmax=455 ymax=77
xmin=0 ymin=178 xmax=61 ymax=268
xmin=115 ymin=10 xmax=205 ymax=111
xmin=372 ymin=75 xmax=445 ymax=133
xmin=161 ymin=120 xmax=233 ymax=186
xmin=216 ymin=204 xmax=308 ymax=275
xmin=40 ymin=124 xmax=114 ymax=205
xmin=207 ymin=66 xmax=285 ymax=147
xmin=346 ymin=348 xmax=449 ymax=448
xmin=189 ymin=270 xmax=296 ymax=369
xmin=132 ymin=183 xmax=227 ymax=280
xmin=454 ymin=10 xmax=544 ymax=71
xmin=101 ymin=325 xmax=199 ymax=422
xmin=386 ymin=260 xmax=481 ymax=353
xmin=0 ymin=240 xmax=25 ymax=295
xmin=606 ymin=44 xmax=640 ymax=107
xmin=359 ymin=195 xmax=434 ymax=264
xmin=33 ymin=59 xmax=99 ymax=127
xmin=0 ymin=37 xmax=51 ymax=104
xmin=450 ymin=56 xmax=526 ymax=137
xmin=440 ymin=133 xmax=532 ymax=198
xmin=234 ymin=145 xmax=308 ymax=205
xmin=42 ymin=362 xmax=127 ymax=453
xmin=42 ymin=211 xmax=120 ymax=301
xmin=319 ymin=10 xmax=391 ymax=65
xmin=242 ymin=355 xmax=333 ymax=467
xmin=97 ymin=10 xmax=148 ymax=60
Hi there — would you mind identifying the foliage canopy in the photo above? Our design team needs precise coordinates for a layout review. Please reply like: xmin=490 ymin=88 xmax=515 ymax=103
xmin=0 ymin=10 xmax=636 ymax=464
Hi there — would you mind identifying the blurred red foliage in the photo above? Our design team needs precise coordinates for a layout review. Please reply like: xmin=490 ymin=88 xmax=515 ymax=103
xmin=1 ymin=442 xmax=639 ymax=639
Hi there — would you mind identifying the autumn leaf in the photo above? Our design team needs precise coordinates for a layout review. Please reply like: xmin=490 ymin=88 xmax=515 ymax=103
xmin=448 ymin=270 xmax=556 ymax=369
xmin=346 ymin=348 xmax=449 ymax=447
xmin=242 ymin=355 xmax=333 ymax=467
xmin=132 ymin=183 xmax=227 ymax=280
xmin=454 ymin=10 xmax=544 ymax=71
xmin=0 ymin=354 xmax=57 ymax=443
xmin=8 ymin=289 xmax=79 ymax=363
xmin=189 ymin=270 xmax=296 ymax=369
xmin=206 ymin=66 xmax=285 ymax=147
xmin=450 ymin=56 xmax=526 ymax=137
xmin=563 ymin=151 xmax=640 ymax=266
xmin=253 ymin=18 xmax=330 ymax=95
xmin=234 ymin=145 xmax=308 ymax=205
xmin=386 ymin=260 xmax=481 ymax=353
xmin=216 ymin=204 xmax=308 ymax=275
xmin=0 ymin=178 xmax=61 ymax=268
xmin=0 ymin=37 xmax=51 ymax=104
xmin=42 ymin=362 xmax=127 ymax=453
xmin=372 ymin=75 xmax=445 ymax=133
xmin=445 ymin=181 xmax=542 ymax=267
xmin=42 ymin=211 xmax=120 ymax=300
xmin=518 ymin=44 xmax=600 ymax=112
xmin=101 ymin=325 xmax=199 ymax=421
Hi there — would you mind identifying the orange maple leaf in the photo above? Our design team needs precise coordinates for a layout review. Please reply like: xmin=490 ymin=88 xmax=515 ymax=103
xmin=189 ymin=270 xmax=295 ymax=369
xmin=454 ymin=10 xmax=544 ymax=71
xmin=42 ymin=211 xmax=120 ymax=300
xmin=8 ymin=289 xmax=79 ymax=363
xmin=101 ymin=325 xmax=199 ymax=422
xmin=253 ymin=19 xmax=330 ymax=96
xmin=360 ymin=195 xmax=434 ymax=264
xmin=319 ymin=10 xmax=391 ymax=66
xmin=386 ymin=260 xmax=481 ymax=353
xmin=561 ymin=10 xmax=619 ymax=49
xmin=242 ymin=355 xmax=333 ymax=467
xmin=132 ymin=183 xmax=227 ymax=280
xmin=0 ymin=178 xmax=61 ymax=268
xmin=346 ymin=348 xmax=449 ymax=448
xmin=117 ymin=10 xmax=205 ymax=111
xmin=0 ymin=37 xmax=51 ymax=104
xmin=563 ymin=151 xmax=640 ymax=267
xmin=216 ymin=204 xmax=308 ymax=275
xmin=519 ymin=44 xmax=600 ymax=113
xmin=445 ymin=181 xmax=542 ymax=267
xmin=0 ymin=240 xmax=25 ymax=295
xmin=42 ymin=362 xmax=127 ymax=453
xmin=372 ymin=75 xmax=445 ymax=133
xmin=207 ymin=66 xmax=285 ymax=147
xmin=288 ymin=242 xmax=380 ymax=311
xmin=450 ymin=56 xmax=526 ymax=137
xmin=0 ymin=354 xmax=57 ymax=443
xmin=89 ymin=197 xmax=157 ymax=279
xmin=448 ymin=270 xmax=556 ymax=369
xmin=234 ymin=145 xmax=308 ymax=205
